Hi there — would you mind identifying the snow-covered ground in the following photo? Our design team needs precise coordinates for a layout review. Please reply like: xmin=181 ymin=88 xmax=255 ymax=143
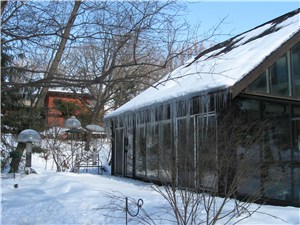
xmin=1 ymin=148 xmax=300 ymax=225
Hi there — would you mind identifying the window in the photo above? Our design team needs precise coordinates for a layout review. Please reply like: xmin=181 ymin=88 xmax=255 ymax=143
xmin=235 ymin=99 xmax=262 ymax=196
xmin=146 ymin=124 xmax=159 ymax=180
xmin=245 ymin=42 xmax=300 ymax=98
xmin=125 ymin=128 xmax=133 ymax=177
xmin=293 ymin=106 xmax=300 ymax=118
xmin=292 ymin=43 xmax=300 ymax=97
xmin=177 ymin=117 xmax=195 ymax=188
xmin=115 ymin=128 xmax=124 ymax=175
xmin=247 ymin=72 xmax=268 ymax=93
xmin=292 ymin=167 xmax=300 ymax=202
xmin=292 ymin=120 xmax=300 ymax=161
xmin=196 ymin=114 xmax=217 ymax=190
xmin=135 ymin=125 xmax=146 ymax=178
xmin=270 ymin=54 xmax=289 ymax=95
xmin=264 ymin=165 xmax=292 ymax=201
xmin=158 ymin=121 xmax=173 ymax=182
xmin=263 ymin=102 xmax=291 ymax=161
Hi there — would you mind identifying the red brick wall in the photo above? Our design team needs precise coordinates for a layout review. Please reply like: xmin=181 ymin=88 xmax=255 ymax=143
xmin=45 ymin=92 xmax=90 ymax=127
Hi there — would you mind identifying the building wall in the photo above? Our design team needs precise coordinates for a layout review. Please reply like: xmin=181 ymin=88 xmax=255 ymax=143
xmin=45 ymin=92 xmax=90 ymax=127
xmin=110 ymin=95 xmax=300 ymax=207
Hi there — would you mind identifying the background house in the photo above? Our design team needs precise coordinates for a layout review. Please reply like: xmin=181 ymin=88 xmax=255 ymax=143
xmin=104 ymin=9 xmax=300 ymax=207
xmin=45 ymin=89 xmax=92 ymax=127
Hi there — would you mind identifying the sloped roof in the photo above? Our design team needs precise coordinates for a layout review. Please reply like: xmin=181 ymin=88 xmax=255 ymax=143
xmin=105 ymin=9 xmax=300 ymax=119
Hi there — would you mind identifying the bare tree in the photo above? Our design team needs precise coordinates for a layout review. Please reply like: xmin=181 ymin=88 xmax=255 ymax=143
xmin=1 ymin=0 xmax=228 ymax=172
xmin=42 ymin=127 xmax=67 ymax=172
xmin=55 ymin=1 xmax=198 ymax=153
xmin=1 ymin=1 xmax=216 ymax=96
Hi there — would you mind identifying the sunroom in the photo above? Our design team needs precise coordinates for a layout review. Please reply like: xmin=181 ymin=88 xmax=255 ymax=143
xmin=104 ymin=9 xmax=300 ymax=207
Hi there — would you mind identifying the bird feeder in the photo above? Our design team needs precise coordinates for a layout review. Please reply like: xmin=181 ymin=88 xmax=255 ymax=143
xmin=65 ymin=116 xmax=81 ymax=172
xmin=86 ymin=124 xmax=104 ymax=165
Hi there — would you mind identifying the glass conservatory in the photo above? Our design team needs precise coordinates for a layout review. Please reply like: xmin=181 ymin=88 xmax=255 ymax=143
xmin=105 ymin=9 xmax=300 ymax=207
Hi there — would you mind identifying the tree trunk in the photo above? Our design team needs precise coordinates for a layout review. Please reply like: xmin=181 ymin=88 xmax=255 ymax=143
xmin=9 ymin=142 xmax=26 ymax=173
xmin=34 ymin=0 xmax=82 ymax=109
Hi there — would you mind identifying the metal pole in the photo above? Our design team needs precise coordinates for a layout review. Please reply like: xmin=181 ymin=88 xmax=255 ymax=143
xmin=25 ymin=142 xmax=32 ymax=167
xmin=92 ymin=138 xmax=97 ymax=165
xmin=71 ymin=134 xmax=74 ymax=172
xmin=25 ymin=142 xmax=32 ymax=174
xmin=126 ymin=197 xmax=128 ymax=225
xmin=125 ymin=197 xmax=143 ymax=225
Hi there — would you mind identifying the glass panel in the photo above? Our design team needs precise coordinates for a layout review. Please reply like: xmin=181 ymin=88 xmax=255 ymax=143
xmin=177 ymin=118 xmax=195 ymax=188
xmin=135 ymin=126 xmax=146 ymax=178
xmin=293 ymin=106 xmax=300 ymax=118
xmin=115 ymin=128 xmax=124 ymax=175
xmin=237 ymin=151 xmax=261 ymax=196
xmin=159 ymin=121 xmax=173 ymax=182
xmin=247 ymin=72 xmax=268 ymax=93
xmin=263 ymin=102 xmax=291 ymax=161
xmin=270 ymin=54 xmax=289 ymax=96
xmin=237 ymin=99 xmax=260 ymax=118
xmin=196 ymin=115 xmax=217 ymax=191
xmin=235 ymin=99 xmax=262 ymax=196
xmin=146 ymin=124 xmax=159 ymax=180
xmin=292 ymin=43 xmax=300 ymax=97
xmin=177 ymin=100 xmax=191 ymax=117
xmin=291 ymin=117 xmax=300 ymax=203
xmin=292 ymin=167 xmax=300 ymax=202
xmin=125 ymin=128 xmax=133 ymax=177
xmin=293 ymin=120 xmax=300 ymax=161
xmin=264 ymin=165 xmax=292 ymax=201
xmin=192 ymin=97 xmax=200 ymax=115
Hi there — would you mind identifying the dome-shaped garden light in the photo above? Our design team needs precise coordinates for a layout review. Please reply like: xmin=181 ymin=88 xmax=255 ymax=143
xmin=65 ymin=116 xmax=81 ymax=129
xmin=17 ymin=129 xmax=42 ymax=174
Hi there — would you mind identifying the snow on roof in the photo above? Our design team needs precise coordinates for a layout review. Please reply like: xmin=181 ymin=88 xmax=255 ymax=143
xmin=48 ymin=87 xmax=91 ymax=95
xmin=105 ymin=9 xmax=300 ymax=119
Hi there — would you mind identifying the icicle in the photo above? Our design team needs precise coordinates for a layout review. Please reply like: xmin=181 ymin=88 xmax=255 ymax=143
xmin=136 ymin=111 xmax=141 ymax=125
xmin=206 ymin=95 xmax=210 ymax=132
xmin=186 ymin=98 xmax=191 ymax=153
xmin=162 ymin=103 xmax=168 ymax=121
xmin=150 ymin=106 xmax=156 ymax=123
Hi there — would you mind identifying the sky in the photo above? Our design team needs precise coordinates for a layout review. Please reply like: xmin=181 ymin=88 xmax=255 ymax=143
xmin=184 ymin=0 xmax=299 ymax=42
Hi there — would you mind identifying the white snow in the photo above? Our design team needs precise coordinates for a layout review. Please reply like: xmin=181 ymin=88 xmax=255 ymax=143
xmin=1 ymin=151 xmax=300 ymax=225
xmin=105 ymin=10 xmax=300 ymax=119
